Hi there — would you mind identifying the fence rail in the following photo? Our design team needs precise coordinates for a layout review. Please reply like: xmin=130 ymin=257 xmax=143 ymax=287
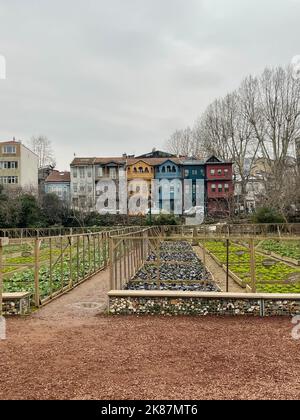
xmin=110 ymin=228 xmax=300 ymax=294
xmin=1 ymin=224 xmax=300 ymax=316
xmin=0 ymin=226 xmax=143 ymax=314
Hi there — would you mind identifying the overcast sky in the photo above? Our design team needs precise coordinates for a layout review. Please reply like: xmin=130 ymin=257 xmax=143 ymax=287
xmin=0 ymin=0 xmax=300 ymax=169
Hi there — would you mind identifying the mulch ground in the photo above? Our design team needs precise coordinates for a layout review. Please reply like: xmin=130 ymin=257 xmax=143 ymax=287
xmin=1 ymin=315 xmax=300 ymax=400
xmin=1 ymin=269 xmax=300 ymax=400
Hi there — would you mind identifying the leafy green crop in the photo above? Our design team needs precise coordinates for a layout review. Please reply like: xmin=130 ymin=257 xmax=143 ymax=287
xmin=204 ymin=241 xmax=300 ymax=293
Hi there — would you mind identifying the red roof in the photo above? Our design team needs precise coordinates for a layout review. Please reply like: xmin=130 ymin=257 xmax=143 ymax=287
xmin=45 ymin=170 xmax=70 ymax=183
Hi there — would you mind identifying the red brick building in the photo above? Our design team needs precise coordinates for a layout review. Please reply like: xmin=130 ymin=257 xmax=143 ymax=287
xmin=205 ymin=156 xmax=234 ymax=216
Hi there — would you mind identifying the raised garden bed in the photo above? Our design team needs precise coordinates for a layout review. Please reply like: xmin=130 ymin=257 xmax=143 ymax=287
xmin=202 ymin=241 xmax=300 ymax=294
xmin=125 ymin=241 xmax=219 ymax=292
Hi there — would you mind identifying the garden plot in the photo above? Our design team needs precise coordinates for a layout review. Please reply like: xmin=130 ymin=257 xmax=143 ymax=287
xmin=125 ymin=241 xmax=219 ymax=292
xmin=203 ymin=241 xmax=300 ymax=294
xmin=257 ymin=240 xmax=300 ymax=265
xmin=2 ymin=235 xmax=109 ymax=304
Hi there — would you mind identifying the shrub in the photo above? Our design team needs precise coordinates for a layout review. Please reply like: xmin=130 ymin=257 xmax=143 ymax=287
xmin=252 ymin=207 xmax=285 ymax=224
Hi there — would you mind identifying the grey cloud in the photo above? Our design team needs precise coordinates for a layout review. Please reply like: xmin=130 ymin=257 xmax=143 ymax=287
xmin=0 ymin=0 xmax=300 ymax=169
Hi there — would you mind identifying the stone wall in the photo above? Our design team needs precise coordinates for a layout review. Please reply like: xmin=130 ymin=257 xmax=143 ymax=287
xmin=2 ymin=293 xmax=31 ymax=316
xmin=108 ymin=291 xmax=300 ymax=317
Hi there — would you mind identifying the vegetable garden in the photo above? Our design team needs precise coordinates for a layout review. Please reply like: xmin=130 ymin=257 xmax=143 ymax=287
xmin=202 ymin=239 xmax=300 ymax=293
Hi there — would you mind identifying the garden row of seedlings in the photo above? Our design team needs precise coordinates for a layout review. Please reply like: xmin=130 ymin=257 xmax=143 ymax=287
xmin=125 ymin=240 xmax=219 ymax=292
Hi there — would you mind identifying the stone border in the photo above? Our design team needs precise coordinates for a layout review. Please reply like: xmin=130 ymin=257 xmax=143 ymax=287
xmin=108 ymin=290 xmax=300 ymax=317
xmin=2 ymin=292 xmax=31 ymax=316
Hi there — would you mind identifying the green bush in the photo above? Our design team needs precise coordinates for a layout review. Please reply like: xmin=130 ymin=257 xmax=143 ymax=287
xmin=252 ymin=207 xmax=285 ymax=224
xmin=146 ymin=214 xmax=179 ymax=226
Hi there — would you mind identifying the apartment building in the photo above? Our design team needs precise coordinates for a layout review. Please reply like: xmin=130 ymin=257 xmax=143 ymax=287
xmin=70 ymin=157 xmax=127 ymax=210
xmin=0 ymin=140 xmax=38 ymax=191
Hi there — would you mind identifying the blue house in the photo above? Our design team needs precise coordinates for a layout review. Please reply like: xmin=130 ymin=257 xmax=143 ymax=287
xmin=45 ymin=170 xmax=71 ymax=202
xmin=154 ymin=159 xmax=182 ymax=212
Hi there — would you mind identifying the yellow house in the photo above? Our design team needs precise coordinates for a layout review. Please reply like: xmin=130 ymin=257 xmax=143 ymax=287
xmin=126 ymin=159 xmax=154 ymax=214
xmin=126 ymin=159 xmax=154 ymax=182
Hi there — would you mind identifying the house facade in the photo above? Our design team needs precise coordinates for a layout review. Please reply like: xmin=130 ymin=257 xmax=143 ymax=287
xmin=154 ymin=159 xmax=182 ymax=211
xmin=182 ymin=160 xmax=205 ymax=208
xmin=205 ymin=156 xmax=234 ymax=215
xmin=45 ymin=170 xmax=71 ymax=202
xmin=0 ymin=140 xmax=38 ymax=191
xmin=69 ymin=151 xmax=234 ymax=216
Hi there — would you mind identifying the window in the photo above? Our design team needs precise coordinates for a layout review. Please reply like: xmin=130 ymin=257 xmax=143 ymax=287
xmin=79 ymin=167 xmax=85 ymax=178
xmin=138 ymin=167 xmax=143 ymax=173
xmin=192 ymin=170 xmax=197 ymax=176
xmin=184 ymin=170 xmax=189 ymax=177
xmin=210 ymin=169 xmax=215 ymax=175
xmin=79 ymin=185 xmax=85 ymax=192
xmin=73 ymin=168 xmax=77 ymax=178
xmin=88 ymin=185 xmax=93 ymax=193
xmin=162 ymin=167 xmax=166 ymax=173
xmin=218 ymin=169 xmax=222 ymax=175
xmin=224 ymin=169 xmax=229 ymax=175
xmin=224 ymin=184 xmax=229 ymax=192
xmin=211 ymin=184 xmax=216 ymax=192
xmin=172 ymin=166 xmax=176 ymax=173
xmin=145 ymin=167 xmax=149 ymax=173
xmin=87 ymin=168 xmax=92 ymax=177
xmin=73 ymin=184 xmax=78 ymax=193
xmin=110 ymin=168 xmax=117 ymax=179
xmin=167 ymin=166 xmax=171 ymax=173
xmin=0 ymin=176 xmax=18 ymax=184
xmin=0 ymin=161 xmax=18 ymax=169
xmin=98 ymin=167 xmax=103 ymax=177
xmin=2 ymin=146 xmax=16 ymax=154
xmin=218 ymin=184 xmax=223 ymax=192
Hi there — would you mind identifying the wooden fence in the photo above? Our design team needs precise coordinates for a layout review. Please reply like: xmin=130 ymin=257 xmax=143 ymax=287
xmin=109 ymin=227 xmax=300 ymax=293
xmin=0 ymin=226 xmax=142 ymax=314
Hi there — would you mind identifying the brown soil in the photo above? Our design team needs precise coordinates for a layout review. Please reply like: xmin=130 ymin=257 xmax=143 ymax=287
xmin=1 ymin=268 xmax=300 ymax=400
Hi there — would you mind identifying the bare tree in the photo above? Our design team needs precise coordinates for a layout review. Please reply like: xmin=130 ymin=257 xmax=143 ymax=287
xmin=30 ymin=136 xmax=56 ymax=168
xmin=164 ymin=127 xmax=206 ymax=158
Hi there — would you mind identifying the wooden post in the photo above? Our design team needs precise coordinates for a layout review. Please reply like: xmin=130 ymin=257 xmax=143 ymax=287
xmin=109 ymin=237 xmax=114 ymax=290
xmin=34 ymin=237 xmax=40 ymax=307
xmin=69 ymin=235 xmax=73 ymax=288
xmin=156 ymin=242 xmax=161 ymax=289
xmin=249 ymin=238 xmax=257 ymax=293
xmin=0 ymin=239 xmax=3 ymax=316
xmin=226 ymin=239 xmax=230 ymax=293
xmin=60 ymin=236 xmax=64 ymax=291
xmin=76 ymin=236 xmax=80 ymax=282
xmin=49 ymin=238 xmax=53 ymax=298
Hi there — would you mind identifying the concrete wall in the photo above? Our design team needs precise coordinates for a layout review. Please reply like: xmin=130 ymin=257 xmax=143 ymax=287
xmin=20 ymin=144 xmax=38 ymax=190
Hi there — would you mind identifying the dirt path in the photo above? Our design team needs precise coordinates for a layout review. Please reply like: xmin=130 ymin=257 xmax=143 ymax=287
xmin=194 ymin=246 xmax=245 ymax=293
xmin=31 ymin=268 xmax=110 ymax=322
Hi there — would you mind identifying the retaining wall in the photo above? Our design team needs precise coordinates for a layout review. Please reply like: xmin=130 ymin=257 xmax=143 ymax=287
xmin=108 ymin=291 xmax=300 ymax=317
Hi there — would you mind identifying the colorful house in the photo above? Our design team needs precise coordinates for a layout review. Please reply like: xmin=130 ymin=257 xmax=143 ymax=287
xmin=154 ymin=158 xmax=182 ymax=211
xmin=45 ymin=170 xmax=71 ymax=202
xmin=182 ymin=160 xmax=205 ymax=207
xmin=205 ymin=156 xmax=234 ymax=215
xmin=126 ymin=159 xmax=155 ymax=214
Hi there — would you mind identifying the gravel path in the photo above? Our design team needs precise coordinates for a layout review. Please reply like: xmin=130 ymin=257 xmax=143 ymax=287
xmin=1 ymin=267 xmax=299 ymax=400
xmin=194 ymin=246 xmax=245 ymax=293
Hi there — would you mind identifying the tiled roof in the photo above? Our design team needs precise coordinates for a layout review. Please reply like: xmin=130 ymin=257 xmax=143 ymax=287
xmin=70 ymin=157 xmax=97 ymax=166
xmin=45 ymin=170 xmax=70 ymax=183
xmin=127 ymin=157 xmax=182 ymax=166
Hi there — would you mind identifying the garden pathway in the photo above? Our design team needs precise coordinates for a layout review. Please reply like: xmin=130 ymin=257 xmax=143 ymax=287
xmin=31 ymin=268 xmax=110 ymax=322
xmin=194 ymin=246 xmax=245 ymax=293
